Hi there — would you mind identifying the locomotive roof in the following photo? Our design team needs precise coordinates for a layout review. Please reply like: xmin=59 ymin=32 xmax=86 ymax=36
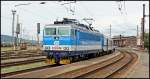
xmin=45 ymin=18 xmax=100 ymax=33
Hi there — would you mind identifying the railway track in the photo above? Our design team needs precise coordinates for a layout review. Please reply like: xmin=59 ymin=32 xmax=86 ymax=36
xmin=51 ymin=50 xmax=138 ymax=78
xmin=1 ymin=64 xmax=62 ymax=77
xmin=1 ymin=50 xmax=43 ymax=60
xmin=2 ymin=49 xmax=138 ymax=78
xmin=1 ymin=56 xmax=46 ymax=68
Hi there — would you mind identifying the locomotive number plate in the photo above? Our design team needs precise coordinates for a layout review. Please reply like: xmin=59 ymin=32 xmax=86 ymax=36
xmin=52 ymin=46 xmax=62 ymax=50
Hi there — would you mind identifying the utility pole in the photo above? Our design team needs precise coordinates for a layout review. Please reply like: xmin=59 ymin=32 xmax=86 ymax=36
xmin=15 ymin=14 xmax=19 ymax=50
xmin=12 ymin=10 xmax=16 ymax=50
xmin=137 ymin=25 xmax=139 ymax=45
xmin=20 ymin=23 xmax=22 ymax=44
xmin=110 ymin=25 xmax=111 ymax=38
xmin=32 ymin=36 xmax=33 ymax=50
xmin=120 ymin=34 xmax=121 ymax=47
xmin=16 ymin=15 xmax=20 ymax=50
xmin=141 ymin=4 xmax=145 ymax=49
xmin=137 ymin=25 xmax=140 ymax=47
xmin=137 ymin=25 xmax=138 ymax=37
xmin=142 ymin=4 xmax=145 ymax=42
xmin=37 ymin=34 xmax=39 ymax=50
xmin=37 ymin=23 xmax=40 ymax=50
xmin=12 ymin=2 xmax=46 ymax=50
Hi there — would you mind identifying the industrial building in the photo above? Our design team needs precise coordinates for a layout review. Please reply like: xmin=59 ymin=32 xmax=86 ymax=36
xmin=112 ymin=36 xmax=137 ymax=47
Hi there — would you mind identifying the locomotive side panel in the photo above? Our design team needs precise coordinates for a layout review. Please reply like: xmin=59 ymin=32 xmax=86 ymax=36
xmin=76 ymin=29 xmax=102 ymax=54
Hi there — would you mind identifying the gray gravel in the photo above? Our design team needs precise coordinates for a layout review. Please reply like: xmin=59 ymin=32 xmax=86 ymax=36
xmin=126 ymin=48 xmax=149 ymax=78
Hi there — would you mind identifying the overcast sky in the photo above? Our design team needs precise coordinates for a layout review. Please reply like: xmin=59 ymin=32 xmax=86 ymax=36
xmin=1 ymin=1 xmax=149 ymax=40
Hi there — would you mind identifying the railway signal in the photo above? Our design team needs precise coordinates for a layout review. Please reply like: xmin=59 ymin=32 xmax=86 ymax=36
xmin=110 ymin=25 xmax=111 ymax=38
xmin=37 ymin=23 xmax=40 ymax=50
xmin=37 ymin=23 xmax=40 ymax=34
xmin=120 ymin=34 xmax=122 ymax=47
xmin=16 ymin=23 xmax=20 ymax=34
xmin=16 ymin=23 xmax=20 ymax=49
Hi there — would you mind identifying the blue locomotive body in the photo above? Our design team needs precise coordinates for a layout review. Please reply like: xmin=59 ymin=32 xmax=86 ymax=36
xmin=43 ymin=18 xmax=114 ymax=64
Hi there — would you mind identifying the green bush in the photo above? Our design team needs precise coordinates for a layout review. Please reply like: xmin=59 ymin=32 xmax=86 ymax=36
xmin=144 ymin=33 xmax=149 ymax=49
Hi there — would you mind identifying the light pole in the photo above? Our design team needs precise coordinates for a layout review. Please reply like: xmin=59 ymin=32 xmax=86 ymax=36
xmin=12 ymin=10 xmax=16 ymax=50
xmin=12 ymin=2 xmax=46 ymax=50
xmin=142 ymin=4 xmax=145 ymax=49
xmin=141 ymin=4 xmax=149 ymax=49
xmin=110 ymin=25 xmax=111 ymax=39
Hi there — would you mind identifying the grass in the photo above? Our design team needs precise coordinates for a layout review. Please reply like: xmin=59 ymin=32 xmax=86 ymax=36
xmin=1 ymin=47 xmax=14 ymax=52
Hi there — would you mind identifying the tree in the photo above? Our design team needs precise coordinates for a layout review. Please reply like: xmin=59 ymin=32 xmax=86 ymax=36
xmin=144 ymin=32 xmax=149 ymax=49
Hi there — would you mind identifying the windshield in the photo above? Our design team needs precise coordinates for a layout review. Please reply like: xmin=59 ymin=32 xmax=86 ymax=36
xmin=58 ymin=27 xmax=70 ymax=35
xmin=44 ymin=27 xmax=70 ymax=36
xmin=45 ymin=28 xmax=56 ymax=35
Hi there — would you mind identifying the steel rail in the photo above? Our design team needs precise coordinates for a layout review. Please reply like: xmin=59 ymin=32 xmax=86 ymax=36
xmin=3 ymin=50 xmax=137 ymax=78
xmin=107 ymin=50 xmax=138 ymax=78
xmin=1 ymin=64 xmax=62 ymax=77
xmin=3 ymin=52 xmax=121 ymax=78
xmin=51 ymin=51 xmax=124 ymax=78
xmin=50 ymin=50 xmax=138 ymax=78
xmin=1 ymin=57 xmax=45 ymax=68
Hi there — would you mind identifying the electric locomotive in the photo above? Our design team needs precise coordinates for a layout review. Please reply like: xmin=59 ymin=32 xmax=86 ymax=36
xmin=43 ymin=18 xmax=114 ymax=64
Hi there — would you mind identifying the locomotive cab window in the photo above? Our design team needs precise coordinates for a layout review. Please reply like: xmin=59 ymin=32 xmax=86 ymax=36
xmin=71 ymin=29 xmax=75 ymax=36
xmin=58 ymin=27 xmax=70 ymax=35
xmin=45 ymin=28 xmax=56 ymax=35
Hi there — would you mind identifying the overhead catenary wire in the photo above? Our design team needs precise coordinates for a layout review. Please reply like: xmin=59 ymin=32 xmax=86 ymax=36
xmin=16 ymin=7 xmax=49 ymax=21
xmin=9 ymin=2 xmax=53 ymax=26
xmin=116 ymin=1 xmax=128 ymax=16
xmin=115 ymin=1 xmax=134 ymax=36
xmin=79 ymin=2 xmax=114 ymax=36
xmin=123 ymin=1 xmax=127 ymax=15
xmin=77 ymin=2 xmax=97 ymax=28
xmin=12 ymin=2 xmax=51 ymax=42
xmin=1 ymin=1 xmax=17 ymax=6
xmin=59 ymin=1 xmax=76 ymax=17
xmin=116 ymin=1 xmax=123 ymax=15
xmin=79 ymin=2 xmax=96 ymax=20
